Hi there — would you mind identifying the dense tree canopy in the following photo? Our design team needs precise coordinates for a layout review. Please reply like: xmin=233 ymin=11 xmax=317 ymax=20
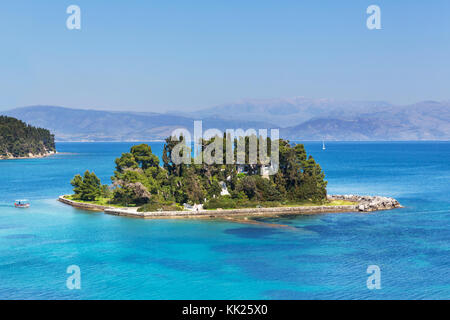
xmin=70 ymin=137 xmax=328 ymax=209
xmin=0 ymin=116 xmax=55 ymax=158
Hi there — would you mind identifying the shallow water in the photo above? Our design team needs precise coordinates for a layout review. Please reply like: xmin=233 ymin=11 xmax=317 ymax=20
xmin=0 ymin=141 xmax=449 ymax=299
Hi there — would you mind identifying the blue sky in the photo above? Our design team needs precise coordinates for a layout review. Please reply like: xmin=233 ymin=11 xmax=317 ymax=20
xmin=0 ymin=0 xmax=449 ymax=112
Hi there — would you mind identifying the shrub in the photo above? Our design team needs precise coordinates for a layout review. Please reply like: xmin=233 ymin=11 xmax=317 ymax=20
xmin=138 ymin=201 xmax=182 ymax=212
xmin=203 ymin=196 xmax=237 ymax=209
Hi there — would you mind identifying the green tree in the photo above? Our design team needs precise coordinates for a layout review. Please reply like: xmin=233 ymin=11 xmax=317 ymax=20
xmin=131 ymin=144 xmax=159 ymax=169
xmin=207 ymin=178 xmax=222 ymax=199
xmin=115 ymin=153 xmax=138 ymax=173
xmin=182 ymin=168 xmax=206 ymax=204
xmin=236 ymin=176 xmax=258 ymax=200
xmin=71 ymin=170 xmax=102 ymax=201
xmin=70 ymin=174 xmax=84 ymax=196
xmin=301 ymin=155 xmax=327 ymax=201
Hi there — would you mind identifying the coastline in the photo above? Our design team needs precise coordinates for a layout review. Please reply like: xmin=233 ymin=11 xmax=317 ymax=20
xmin=58 ymin=195 xmax=402 ymax=221
xmin=0 ymin=150 xmax=57 ymax=160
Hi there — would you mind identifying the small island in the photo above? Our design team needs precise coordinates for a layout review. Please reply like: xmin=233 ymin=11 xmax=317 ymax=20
xmin=59 ymin=136 xmax=402 ymax=221
xmin=0 ymin=116 xmax=56 ymax=159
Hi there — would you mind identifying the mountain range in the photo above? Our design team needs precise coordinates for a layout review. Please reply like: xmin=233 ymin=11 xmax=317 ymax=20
xmin=2 ymin=98 xmax=450 ymax=141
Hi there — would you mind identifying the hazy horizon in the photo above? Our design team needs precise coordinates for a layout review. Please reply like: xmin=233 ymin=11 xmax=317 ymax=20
xmin=2 ymin=96 xmax=450 ymax=114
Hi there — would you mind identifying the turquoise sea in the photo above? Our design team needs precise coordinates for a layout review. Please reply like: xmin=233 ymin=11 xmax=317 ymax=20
xmin=0 ymin=142 xmax=449 ymax=299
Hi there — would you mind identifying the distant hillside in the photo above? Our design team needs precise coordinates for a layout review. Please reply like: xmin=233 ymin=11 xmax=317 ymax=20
xmin=0 ymin=116 xmax=55 ymax=159
xmin=184 ymin=98 xmax=450 ymax=140
xmin=281 ymin=101 xmax=450 ymax=140
xmin=3 ymin=106 xmax=276 ymax=142
xmin=2 ymin=99 xmax=449 ymax=141
xmin=176 ymin=97 xmax=394 ymax=127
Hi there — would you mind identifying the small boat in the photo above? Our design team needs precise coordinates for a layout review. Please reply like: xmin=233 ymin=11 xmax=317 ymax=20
xmin=14 ymin=200 xmax=30 ymax=208
xmin=322 ymin=140 xmax=326 ymax=150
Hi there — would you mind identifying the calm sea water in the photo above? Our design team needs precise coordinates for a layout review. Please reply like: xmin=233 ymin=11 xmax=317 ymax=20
xmin=0 ymin=142 xmax=449 ymax=299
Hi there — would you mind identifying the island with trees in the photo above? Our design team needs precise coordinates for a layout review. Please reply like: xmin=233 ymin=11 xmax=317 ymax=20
xmin=60 ymin=135 xmax=402 ymax=220
xmin=0 ymin=116 xmax=56 ymax=159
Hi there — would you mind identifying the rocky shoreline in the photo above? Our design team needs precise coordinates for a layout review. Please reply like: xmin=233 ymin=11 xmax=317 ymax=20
xmin=58 ymin=194 xmax=402 ymax=220
xmin=1 ymin=150 xmax=56 ymax=160
xmin=327 ymin=195 xmax=403 ymax=212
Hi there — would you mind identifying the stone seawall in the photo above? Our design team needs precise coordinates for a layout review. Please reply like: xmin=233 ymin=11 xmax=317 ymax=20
xmin=59 ymin=194 xmax=402 ymax=219
xmin=58 ymin=196 xmax=112 ymax=211
xmin=104 ymin=204 xmax=359 ymax=218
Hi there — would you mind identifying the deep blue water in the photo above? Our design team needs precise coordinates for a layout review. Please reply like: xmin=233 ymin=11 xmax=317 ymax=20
xmin=0 ymin=142 xmax=449 ymax=299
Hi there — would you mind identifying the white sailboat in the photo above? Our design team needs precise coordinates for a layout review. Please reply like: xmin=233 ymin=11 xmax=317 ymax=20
xmin=322 ymin=140 xmax=326 ymax=150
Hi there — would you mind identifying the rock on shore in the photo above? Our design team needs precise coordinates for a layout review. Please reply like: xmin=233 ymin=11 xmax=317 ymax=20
xmin=328 ymin=194 xmax=403 ymax=212
xmin=1 ymin=150 xmax=56 ymax=160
